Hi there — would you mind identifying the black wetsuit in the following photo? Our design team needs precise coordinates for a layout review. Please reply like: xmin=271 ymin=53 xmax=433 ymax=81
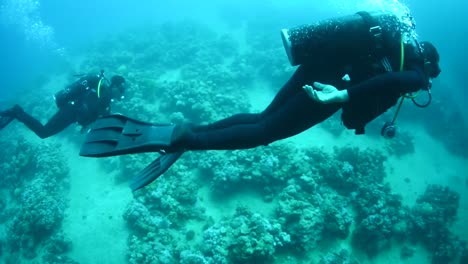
xmin=174 ymin=44 xmax=429 ymax=151
xmin=13 ymin=74 xmax=112 ymax=139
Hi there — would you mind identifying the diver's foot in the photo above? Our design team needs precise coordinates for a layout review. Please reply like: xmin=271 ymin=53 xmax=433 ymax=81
xmin=0 ymin=104 xmax=23 ymax=117
xmin=0 ymin=116 xmax=14 ymax=130
xmin=165 ymin=123 xmax=192 ymax=153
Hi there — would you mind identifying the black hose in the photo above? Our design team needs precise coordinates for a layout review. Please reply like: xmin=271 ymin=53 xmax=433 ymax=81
xmin=412 ymin=89 xmax=432 ymax=108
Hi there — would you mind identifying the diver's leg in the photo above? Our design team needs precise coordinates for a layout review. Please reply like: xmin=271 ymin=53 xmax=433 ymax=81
xmin=0 ymin=107 xmax=16 ymax=130
xmin=15 ymin=105 xmax=76 ymax=139
xmin=0 ymin=116 xmax=14 ymax=130
xmin=194 ymin=65 xmax=314 ymax=132
xmin=175 ymin=90 xmax=341 ymax=151
xmin=261 ymin=64 xmax=316 ymax=115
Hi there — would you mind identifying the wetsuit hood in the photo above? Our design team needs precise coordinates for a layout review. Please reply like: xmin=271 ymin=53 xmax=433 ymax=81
xmin=420 ymin=41 xmax=441 ymax=79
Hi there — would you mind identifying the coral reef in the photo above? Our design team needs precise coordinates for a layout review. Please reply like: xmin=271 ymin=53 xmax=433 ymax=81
xmin=0 ymin=136 xmax=74 ymax=262
xmin=319 ymin=248 xmax=359 ymax=264
xmin=410 ymin=184 xmax=466 ymax=263
xmin=225 ymin=206 xmax=290 ymax=263
xmin=199 ymin=206 xmax=291 ymax=264
xmin=323 ymin=146 xmax=387 ymax=194
xmin=351 ymin=185 xmax=408 ymax=256
xmin=384 ymin=129 xmax=415 ymax=157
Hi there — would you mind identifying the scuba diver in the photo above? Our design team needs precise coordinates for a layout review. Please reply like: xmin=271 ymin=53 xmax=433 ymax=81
xmin=79 ymin=11 xmax=441 ymax=191
xmin=0 ymin=71 xmax=126 ymax=139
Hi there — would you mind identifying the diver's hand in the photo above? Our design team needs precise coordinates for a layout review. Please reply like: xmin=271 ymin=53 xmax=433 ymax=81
xmin=303 ymin=82 xmax=349 ymax=104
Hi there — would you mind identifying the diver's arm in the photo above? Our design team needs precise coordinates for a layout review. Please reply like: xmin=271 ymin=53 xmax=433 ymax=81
xmin=307 ymin=66 xmax=427 ymax=104
xmin=346 ymin=66 xmax=427 ymax=100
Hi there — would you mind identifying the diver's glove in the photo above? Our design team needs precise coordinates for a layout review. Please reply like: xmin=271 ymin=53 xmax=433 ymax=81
xmin=303 ymin=82 xmax=349 ymax=104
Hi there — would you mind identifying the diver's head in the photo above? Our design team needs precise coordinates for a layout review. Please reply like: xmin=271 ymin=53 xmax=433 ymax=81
xmin=420 ymin=41 xmax=441 ymax=79
xmin=110 ymin=75 xmax=126 ymax=97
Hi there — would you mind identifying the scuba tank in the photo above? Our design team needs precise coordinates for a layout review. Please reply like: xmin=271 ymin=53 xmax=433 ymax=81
xmin=54 ymin=89 xmax=71 ymax=108
xmin=54 ymin=70 xmax=106 ymax=108
xmin=54 ymin=85 xmax=82 ymax=108
xmin=281 ymin=11 xmax=405 ymax=67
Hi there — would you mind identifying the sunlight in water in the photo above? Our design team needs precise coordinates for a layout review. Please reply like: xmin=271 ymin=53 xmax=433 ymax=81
xmin=0 ymin=0 xmax=64 ymax=55
xmin=330 ymin=0 xmax=418 ymax=38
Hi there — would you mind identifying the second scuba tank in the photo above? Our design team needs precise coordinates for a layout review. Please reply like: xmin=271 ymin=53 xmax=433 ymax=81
xmin=54 ymin=89 xmax=73 ymax=108
xmin=281 ymin=11 xmax=404 ymax=67
xmin=54 ymin=76 xmax=91 ymax=108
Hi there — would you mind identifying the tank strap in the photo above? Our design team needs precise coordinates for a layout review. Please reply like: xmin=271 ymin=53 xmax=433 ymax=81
xmin=356 ymin=11 xmax=384 ymax=59
xmin=381 ymin=57 xmax=393 ymax=72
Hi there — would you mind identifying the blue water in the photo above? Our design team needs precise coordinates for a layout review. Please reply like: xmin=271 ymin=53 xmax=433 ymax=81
xmin=1 ymin=0 xmax=466 ymax=113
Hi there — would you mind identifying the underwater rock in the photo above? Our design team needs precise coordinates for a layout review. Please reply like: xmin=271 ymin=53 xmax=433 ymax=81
xmin=400 ymin=245 xmax=415 ymax=259
xmin=319 ymin=248 xmax=359 ymax=264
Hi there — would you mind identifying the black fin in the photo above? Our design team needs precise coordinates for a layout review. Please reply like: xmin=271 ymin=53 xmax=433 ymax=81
xmin=80 ymin=114 xmax=175 ymax=157
xmin=130 ymin=152 xmax=184 ymax=191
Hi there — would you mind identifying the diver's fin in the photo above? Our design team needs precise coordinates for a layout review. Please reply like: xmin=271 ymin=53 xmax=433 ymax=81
xmin=130 ymin=151 xmax=184 ymax=191
xmin=79 ymin=114 xmax=176 ymax=157
xmin=0 ymin=116 xmax=14 ymax=130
